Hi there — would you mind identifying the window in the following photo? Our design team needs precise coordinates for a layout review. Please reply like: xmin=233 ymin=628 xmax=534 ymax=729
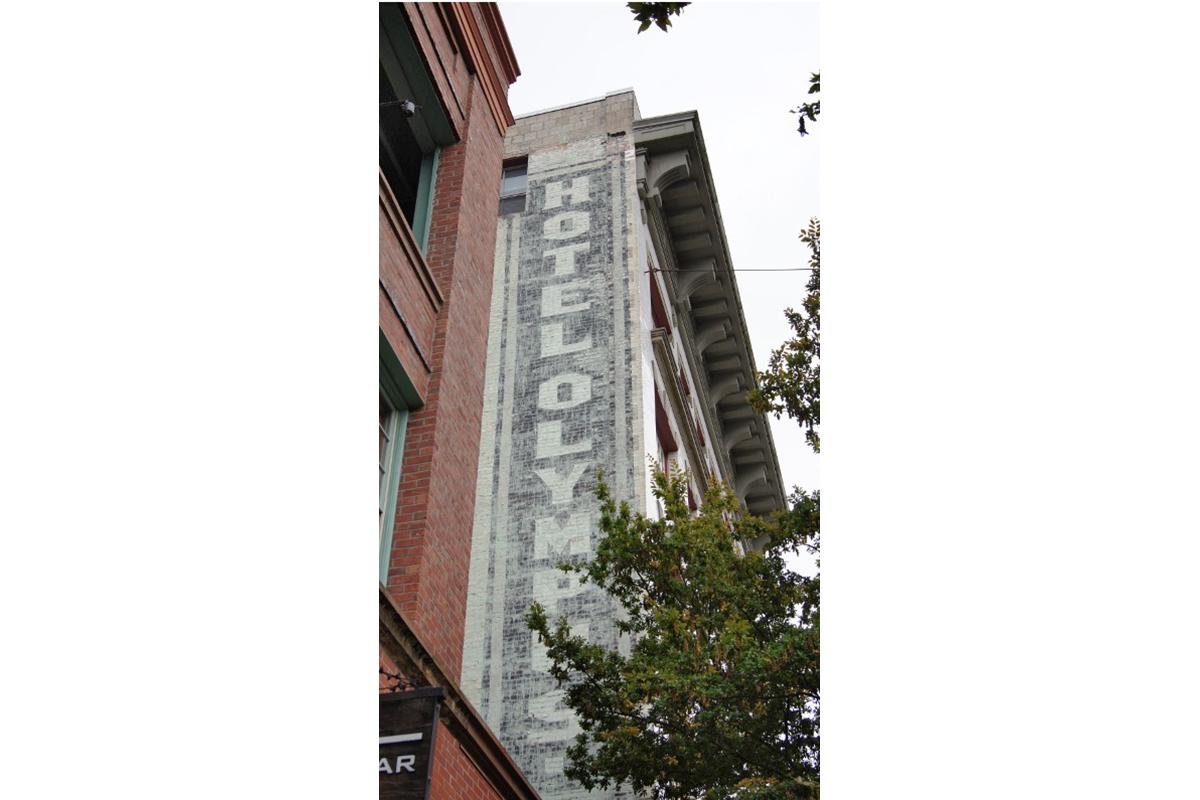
xmin=499 ymin=160 xmax=528 ymax=215
xmin=380 ymin=63 xmax=441 ymax=251
xmin=378 ymin=390 xmax=409 ymax=585
xmin=379 ymin=5 xmax=455 ymax=252
xmin=379 ymin=392 xmax=403 ymax=527
xmin=379 ymin=331 xmax=420 ymax=584
xmin=649 ymin=266 xmax=672 ymax=332
xmin=655 ymin=387 xmax=678 ymax=467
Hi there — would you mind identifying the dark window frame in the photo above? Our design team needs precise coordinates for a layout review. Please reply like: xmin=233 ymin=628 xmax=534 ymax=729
xmin=380 ymin=5 xmax=455 ymax=251
xmin=498 ymin=158 xmax=528 ymax=215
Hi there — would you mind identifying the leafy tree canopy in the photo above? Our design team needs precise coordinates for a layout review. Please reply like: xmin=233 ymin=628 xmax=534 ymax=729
xmin=794 ymin=73 xmax=821 ymax=136
xmin=625 ymin=5 xmax=819 ymax=140
xmin=627 ymin=2 xmax=690 ymax=33
xmin=748 ymin=219 xmax=820 ymax=452
xmin=533 ymin=15 xmax=822 ymax=795
xmin=527 ymin=473 xmax=820 ymax=799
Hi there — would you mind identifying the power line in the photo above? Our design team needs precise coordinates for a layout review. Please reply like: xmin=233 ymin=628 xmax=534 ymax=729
xmin=646 ymin=267 xmax=814 ymax=273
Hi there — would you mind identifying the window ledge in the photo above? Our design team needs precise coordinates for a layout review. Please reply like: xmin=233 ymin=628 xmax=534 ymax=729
xmin=379 ymin=168 xmax=444 ymax=309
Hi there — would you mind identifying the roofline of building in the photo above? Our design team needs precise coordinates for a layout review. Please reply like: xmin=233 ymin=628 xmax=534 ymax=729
xmin=514 ymin=87 xmax=637 ymax=120
xmin=481 ymin=3 xmax=521 ymax=85
xmin=634 ymin=110 xmax=789 ymax=513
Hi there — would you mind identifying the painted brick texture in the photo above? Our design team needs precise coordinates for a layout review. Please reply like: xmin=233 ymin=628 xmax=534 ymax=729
xmin=463 ymin=94 xmax=644 ymax=800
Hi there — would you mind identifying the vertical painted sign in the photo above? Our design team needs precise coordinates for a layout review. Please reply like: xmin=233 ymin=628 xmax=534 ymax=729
xmin=465 ymin=136 xmax=643 ymax=800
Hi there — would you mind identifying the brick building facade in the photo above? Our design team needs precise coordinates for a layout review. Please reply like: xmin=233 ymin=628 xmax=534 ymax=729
xmin=378 ymin=5 xmax=538 ymax=799
xmin=462 ymin=91 xmax=786 ymax=800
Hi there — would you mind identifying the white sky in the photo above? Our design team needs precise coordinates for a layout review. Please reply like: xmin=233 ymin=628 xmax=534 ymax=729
xmin=499 ymin=1 xmax=821 ymax=495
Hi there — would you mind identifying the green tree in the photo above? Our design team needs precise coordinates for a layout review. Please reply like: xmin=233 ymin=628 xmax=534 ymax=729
xmin=527 ymin=472 xmax=819 ymax=800
xmin=793 ymin=73 xmax=821 ymax=136
xmin=625 ymin=5 xmax=820 ymax=139
xmin=531 ymin=12 xmax=823 ymax=797
xmin=626 ymin=3 xmax=690 ymax=33
xmin=748 ymin=218 xmax=820 ymax=453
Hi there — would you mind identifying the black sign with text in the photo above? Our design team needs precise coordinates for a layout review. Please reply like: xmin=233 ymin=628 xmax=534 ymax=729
xmin=380 ymin=687 xmax=442 ymax=800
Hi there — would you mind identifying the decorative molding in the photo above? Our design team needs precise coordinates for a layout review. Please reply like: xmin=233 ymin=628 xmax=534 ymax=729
xmin=708 ymin=372 xmax=744 ymax=403
xmin=477 ymin=3 xmax=520 ymax=85
xmin=635 ymin=112 xmax=787 ymax=514
xmin=734 ymin=464 xmax=768 ymax=498
xmin=723 ymin=420 xmax=756 ymax=450
xmin=694 ymin=319 xmax=731 ymax=354
xmin=675 ymin=258 xmax=718 ymax=298
xmin=651 ymin=329 xmax=709 ymax=499
xmin=645 ymin=150 xmax=692 ymax=197
xmin=445 ymin=3 xmax=516 ymax=135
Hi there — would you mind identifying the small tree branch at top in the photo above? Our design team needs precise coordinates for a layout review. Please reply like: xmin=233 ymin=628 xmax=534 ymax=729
xmin=626 ymin=2 xmax=690 ymax=33
xmin=749 ymin=218 xmax=821 ymax=453
xmin=794 ymin=72 xmax=821 ymax=136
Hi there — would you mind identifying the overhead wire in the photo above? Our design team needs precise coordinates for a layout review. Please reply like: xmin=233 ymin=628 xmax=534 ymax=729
xmin=645 ymin=267 xmax=814 ymax=273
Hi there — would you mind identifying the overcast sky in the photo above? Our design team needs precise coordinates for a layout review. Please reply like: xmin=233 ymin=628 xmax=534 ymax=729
xmin=499 ymin=2 xmax=821 ymax=494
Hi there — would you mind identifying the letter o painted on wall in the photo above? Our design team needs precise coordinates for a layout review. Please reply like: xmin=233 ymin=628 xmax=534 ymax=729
xmin=538 ymin=372 xmax=592 ymax=411
xmin=542 ymin=210 xmax=590 ymax=241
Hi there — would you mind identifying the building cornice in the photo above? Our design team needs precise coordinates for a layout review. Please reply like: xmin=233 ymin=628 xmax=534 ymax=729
xmin=513 ymin=88 xmax=637 ymax=121
xmin=477 ymin=3 xmax=520 ymax=86
xmin=634 ymin=113 xmax=787 ymax=516
xmin=442 ymin=3 xmax=517 ymax=135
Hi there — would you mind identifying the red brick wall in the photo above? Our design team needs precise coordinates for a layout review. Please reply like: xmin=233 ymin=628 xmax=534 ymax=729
xmin=403 ymin=4 xmax=470 ymax=138
xmin=380 ymin=187 xmax=440 ymax=401
xmin=386 ymin=75 xmax=505 ymax=681
xmin=380 ymin=8 xmax=520 ymax=799
xmin=378 ymin=0 xmax=513 ymax=410
xmin=429 ymin=726 xmax=503 ymax=800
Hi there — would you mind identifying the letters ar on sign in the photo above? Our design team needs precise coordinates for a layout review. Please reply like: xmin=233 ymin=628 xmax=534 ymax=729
xmin=379 ymin=687 xmax=442 ymax=800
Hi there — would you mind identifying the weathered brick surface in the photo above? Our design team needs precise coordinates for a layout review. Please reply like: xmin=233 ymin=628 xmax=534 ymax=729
xmin=463 ymin=94 xmax=644 ymax=800
xmin=401 ymin=3 xmax=517 ymax=140
xmin=429 ymin=725 xmax=501 ymax=800
xmin=386 ymin=75 xmax=507 ymax=683
xmin=503 ymin=91 xmax=640 ymax=159
xmin=401 ymin=3 xmax=471 ymax=138
xmin=380 ymin=6 xmax=525 ymax=799
xmin=380 ymin=190 xmax=440 ymax=400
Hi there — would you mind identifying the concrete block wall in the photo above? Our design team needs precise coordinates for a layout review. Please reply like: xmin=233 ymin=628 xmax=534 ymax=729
xmin=504 ymin=91 xmax=641 ymax=159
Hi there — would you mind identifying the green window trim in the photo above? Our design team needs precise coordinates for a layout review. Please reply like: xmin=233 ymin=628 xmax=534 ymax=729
xmin=379 ymin=330 xmax=421 ymax=585
xmin=379 ymin=329 xmax=421 ymax=409
xmin=379 ymin=398 xmax=408 ymax=586
xmin=412 ymin=149 xmax=439 ymax=253
xmin=380 ymin=4 xmax=454 ymax=256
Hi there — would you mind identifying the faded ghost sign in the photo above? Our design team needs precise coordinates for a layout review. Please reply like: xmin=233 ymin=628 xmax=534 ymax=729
xmin=464 ymin=135 xmax=643 ymax=800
